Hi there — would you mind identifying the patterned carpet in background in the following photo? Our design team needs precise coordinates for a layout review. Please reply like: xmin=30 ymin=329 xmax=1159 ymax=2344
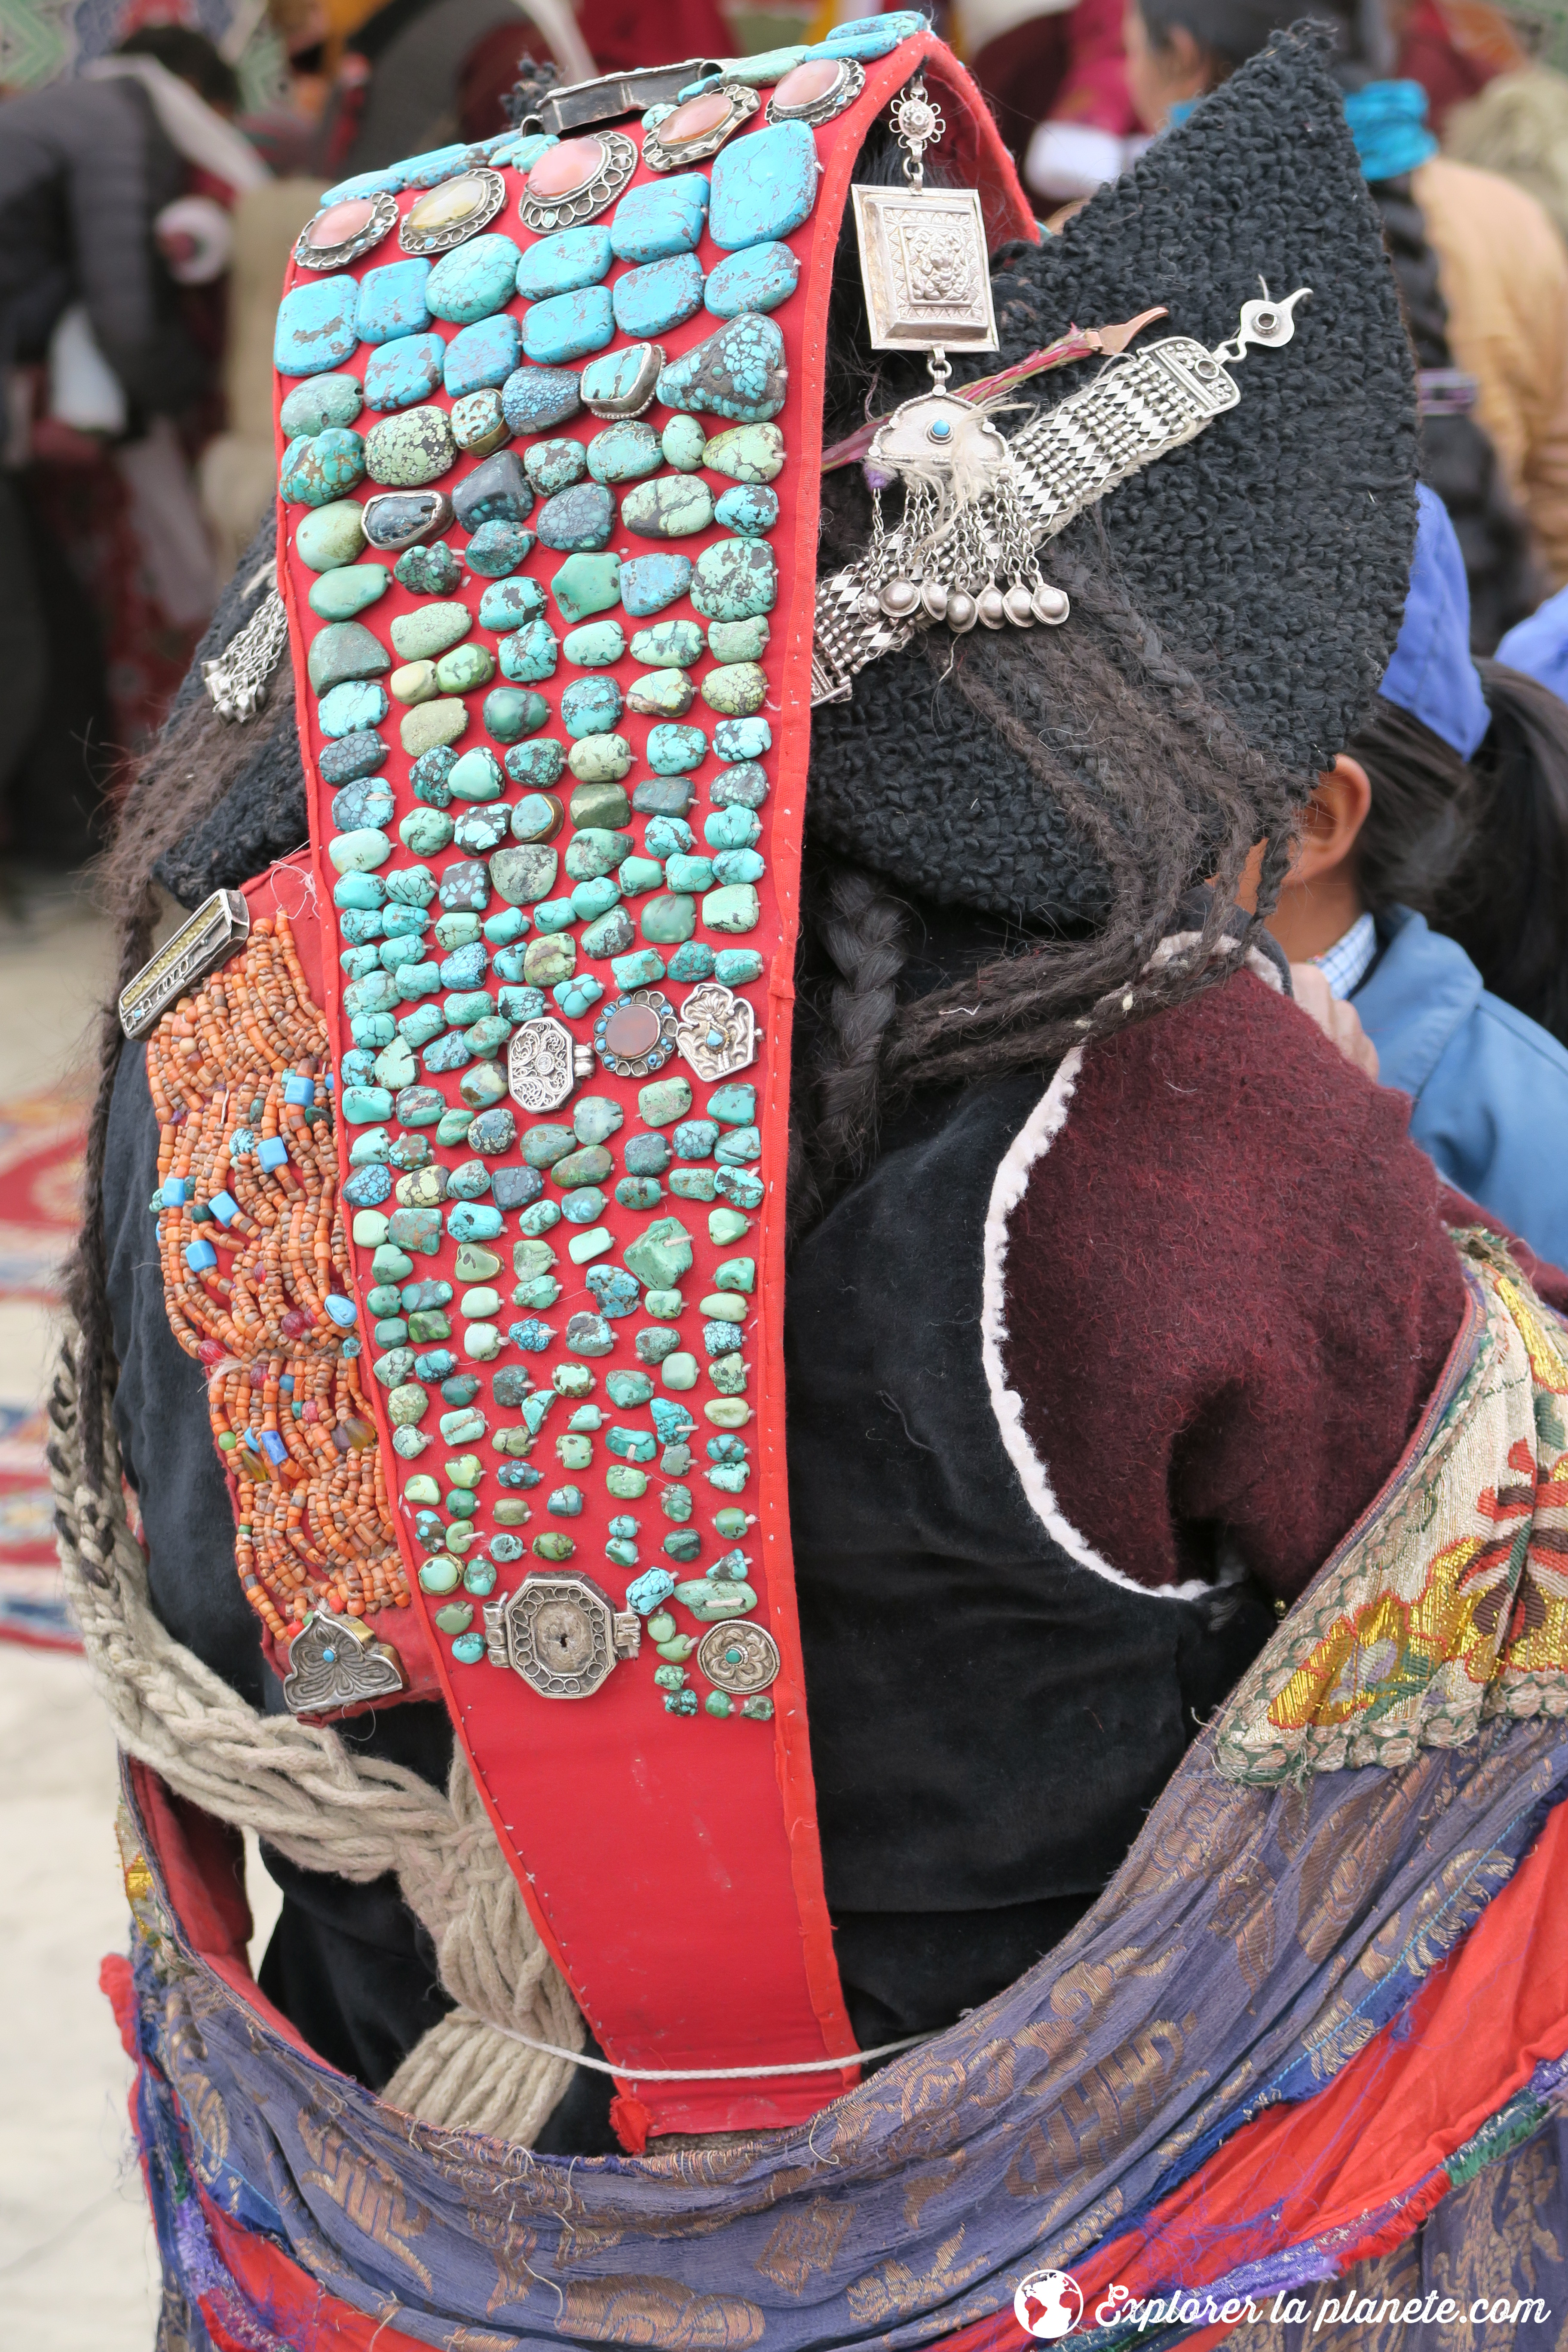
xmin=0 ymin=1087 xmax=86 ymax=1648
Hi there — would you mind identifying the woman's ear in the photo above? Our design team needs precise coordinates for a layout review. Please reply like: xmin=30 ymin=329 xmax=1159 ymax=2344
xmin=1292 ymin=755 xmax=1372 ymax=884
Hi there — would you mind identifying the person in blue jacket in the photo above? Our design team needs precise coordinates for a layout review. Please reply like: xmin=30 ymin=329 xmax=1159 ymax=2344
xmin=1267 ymin=484 xmax=1568 ymax=1269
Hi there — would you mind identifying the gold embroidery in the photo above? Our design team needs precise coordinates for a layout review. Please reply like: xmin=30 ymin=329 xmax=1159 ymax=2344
xmin=555 ymin=2275 xmax=766 ymax=2346
xmin=754 ymin=2199 xmax=854 ymax=2294
xmin=296 ymin=2107 xmax=435 ymax=2290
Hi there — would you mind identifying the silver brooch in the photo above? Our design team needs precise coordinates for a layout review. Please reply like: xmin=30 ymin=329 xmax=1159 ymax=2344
xmin=592 ymin=988 xmax=679 ymax=1078
xmin=508 ymin=1015 xmax=594 ymax=1113
xmin=765 ymin=55 xmax=865 ymax=128
xmin=282 ymin=1613 xmax=406 ymax=1714
xmin=518 ymin=130 xmax=637 ymax=233
xmin=399 ymin=166 xmax=507 ymax=254
xmin=643 ymin=81 xmax=760 ymax=172
xmin=697 ymin=1620 xmax=779 ymax=1695
xmin=676 ymin=981 xmax=757 ymax=1080
xmin=484 ymin=1573 xmax=640 ymax=1698
xmin=294 ymin=188 xmax=398 ymax=271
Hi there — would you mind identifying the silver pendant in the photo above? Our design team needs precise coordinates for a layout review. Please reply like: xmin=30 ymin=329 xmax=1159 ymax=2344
xmin=484 ymin=1573 xmax=640 ymax=1698
xmin=851 ymin=183 xmax=998 ymax=356
xmin=119 ymin=890 xmax=250 ymax=1039
xmin=202 ymin=588 xmax=288 ymax=722
xmin=696 ymin=1620 xmax=779 ymax=1695
xmin=282 ymin=1613 xmax=405 ymax=1714
xmin=676 ymin=981 xmax=758 ymax=1080
xmin=508 ymin=1015 xmax=593 ymax=1113
xmin=765 ymin=55 xmax=864 ymax=128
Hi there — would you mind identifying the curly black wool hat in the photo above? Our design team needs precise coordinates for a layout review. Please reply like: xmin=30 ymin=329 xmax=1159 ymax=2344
xmin=806 ymin=28 xmax=1418 ymax=923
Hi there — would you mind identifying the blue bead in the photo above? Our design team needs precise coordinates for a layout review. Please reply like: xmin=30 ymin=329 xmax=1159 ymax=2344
xmin=209 ymin=1190 xmax=239 ymax=1225
xmin=184 ymin=1239 xmax=217 ymax=1271
xmin=426 ymin=234 xmax=523 ymax=325
xmin=620 ymin=553 xmax=693 ymax=616
xmin=704 ymin=240 xmax=801 ymax=319
xmin=610 ymin=175 xmax=710 ymax=264
xmin=709 ymin=122 xmax=818 ymax=250
xmin=444 ymin=313 xmax=521 ymax=396
xmin=363 ymin=332 xmax=445 ymax=412
xmin=274 ymin=276 xmax=359 ymax=375
xmin=516 ymin=224 xmax=613 ymax=300
xmin=325 ymin=1294 xmax=360 ymax=1326
xmin=356 ymin=258 xmax=432 ymax=343
xmin=257 ymin=1138 xmax=289 ymax=1171
xmin=161 ymin=1176 xmax=188 ymax=1206
xmin=612 ymin=254 xmax=704 ymax=339
xmin=523 ymin=284 xmax=615 ymax=365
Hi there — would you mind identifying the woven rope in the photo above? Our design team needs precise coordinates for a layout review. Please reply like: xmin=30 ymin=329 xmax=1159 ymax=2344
xmin=46 ymin=1326 xmax=585 ymax=2142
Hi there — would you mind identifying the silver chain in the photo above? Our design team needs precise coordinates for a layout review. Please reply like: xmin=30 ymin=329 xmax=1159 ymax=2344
xmin=202 ymin=586 xmax=290 ymax=723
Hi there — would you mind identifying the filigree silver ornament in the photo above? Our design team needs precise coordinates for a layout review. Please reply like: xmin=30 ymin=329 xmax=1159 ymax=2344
xmin=398 ymin=166 xmax=507 ymax=254
xmin=518 ymin=129 xmax=637 ymax=233
xmin=202 ymin=588 xmax=288 ymax=721
xmin=294 ymin=188 xmax=397 ymax=270
xmin=120 ymin=890 xmax=250 ymax=1039
xmin=282 ymin=1613 xmax=405 ymax=1714
xmin=696 ymin=1619 xmax=779 ymax=1695
xmin=765 ymin=55 xmax=865 ymax=128
xmin=509 ymin=1015 xmax=594 ymax=1113
xmin=675 ymin=981 xmax=758 ymax=1081
xmin=643 ymin=80 xmax=759 ymax=171
xmin=484 ymin=1573 xmax=640 ymax=1698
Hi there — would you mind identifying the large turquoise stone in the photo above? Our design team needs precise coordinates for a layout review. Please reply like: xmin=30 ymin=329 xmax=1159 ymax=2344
xmin=612 ymin=254 xmax=704 ymax=339
xmin=479 ymin=576 xmax=545 ymax=630
xmin=704 ymin=422 xmax=785 ymax=481
xmin=501 ymin=365 xmax=582 ymax=435
xmin=551 ymin=552 xmax=621 ymax=622
xmin=621 ymin=475 xmax=713 ymax=539
xmin=709 ymin=122 xmax=817 ymax=249
xmin=498 ymin=619 xmax=557 ymax=681
xmin=364 ymin=406 xmax=458 ymax=486
xmin=609 ymin=174 xmax=710 ymax=263
xmin=587 ymin=421 xmax=660 ymax=483
xmin=562 ymin=620 xmax=625 ymax=667
xmin=363 ymin=332 xmax=445 ymax=411
xmin=560 ymin=676 xmax=623 ymax=738
xmin=536 ymin=481 xmax=613 ymax=552
xmin=274 ymin=275 xmax=358 ymax=374
xmin=524 ymin=437 xmax=587 ymax=495
xmin=647 ymin=723 xmax=706 ymax=773
xmin=356 ymin=257 xmax=431 ymax=343
xmin=280 ymin=429 xmax=365 ymax=505
xmin=319 ymin=680 xmax=390 ymax=735
xmin=631 ymin=619 xmax=704 ymax=667
xmin=704 ymin=241 xmax=800 ymax=319
xmin=391 ymin=601 xmax=470 ymax=660
xmin=620 ymin=553 xmax=692 ymax=617
xmin=467 ymin=521 xmax=534 ymax=576
xmin=426 ymin=234 xmax=523 ymax=324
xmin=280 ymin=374 xmax=363 ymax=437
xmin=516 ymin=224 xmax=612 ymax=300
xmin=691 ymin=537 xmax=776 ymax=620
xmin=524 ymin=284 xmax=614 ymax=365
xmin=444 ymin=313 xmax=521 ymax=396
xmin=296 ymin=500 xmax=366 ymax=570
xmin=714 ymin=483 xmax=778 ymax=536
xmin=309 ymin=620 xmax=389 ymax=690
xmin=658 ymin=314 xmax=785 ymax=422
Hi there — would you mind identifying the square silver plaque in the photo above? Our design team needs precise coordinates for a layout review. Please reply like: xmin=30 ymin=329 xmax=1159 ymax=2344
xmin=851 ymin=184 xmax=999 ymax=355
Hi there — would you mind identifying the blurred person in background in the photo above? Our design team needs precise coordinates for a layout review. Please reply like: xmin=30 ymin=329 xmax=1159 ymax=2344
xmin=953 ymin=0 xmax=1145 ymax=207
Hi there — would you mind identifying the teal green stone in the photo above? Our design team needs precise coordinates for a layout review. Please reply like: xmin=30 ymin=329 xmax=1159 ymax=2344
xmin=522 ymin=1123 xmax=574 ymax=1168
xmin=524 ymin=436 xmax=588 ymax=495
xmin=612 ymin=948 xmax=664 ymax=988
xmin=554 ymin=1145 xmax=612 ymax=1186
xmin=674 ymin=1577 xmax=756 ymax=1620
xmin=623 ymin=1214 xmax=693 ymax=1286
xmin=280 ymin=373 xmax=364 ymax=436
xmin=691 ymin=537 xmax=776 ymax=622
xmin=704 ymin=41 xmax=807 ymax=83
xmin=418 ymin=1556 xmax=461 ymax=1595
xmin=621 ymin=474 xmax=713 ymax=539
xmin=491 ymin=844 xmax=558 ymax=903
xmin=707 ymin=1083 xmax=756 ymax=1126
xmin=640 ymin=887 xmax=695 ymax=947
xmin=567 ymin=733 xmax=632 ymax=783
xmin=435 ymin=642 xmax=495 ymax=692
xmin=708 ymin=616 xmax=769 ymax=661
xmin=448 ymin=747 xmax=503 ymax=801
xmin=536 ymin=480 xmax=613 ymax=552
xmin=392 ymin=601 xmax=471 ymax=661
xmin=309 ymin=621 xmax=390 ymax=692
xmin=485 ymin=687 xmax=546 ymax=743
xmin=573 ymin=1094 xmax=623 ymax=1145
xmin=400 ymin=698 xmax=467 ymax=755
xmin=656 ymin=314 xmax=786 ymax=423
xmin=364 ymin=406 xmax=458 ymax=487
xmin=498 ymin=618 xmax=557 ymax=683
xmin=646 ymin=723 xmax=706 ymax=774
xmin=618 ymin=855 xmax=663 ymax=893
xmin=478 ymin=576 xmax=545 ymax=631
xmin=573 ymin=879 xmax=622 ymax=926
xmin=328 ymin=828 xmax=393 ymax=874
xmin=426 ymin=233 xmax=523 ymax=325
xmin=395 ymin=542 xmax=462 ymax=596
xmin=296 ymin=500 xmax=367 ymax=570
xmin=631 ymin=620 xmax=704 ymax=667
xmin=551 ymin=551 xmax=621 ymax=622
xmin=281 ymin=428 xmax=365 ymax=505
xmin=714 ymin=483 xmax=778 ymax=539
xmin=627 ymin=669 xmax=694 ymax=718
xmin=701 ymin=661 xmax=768 ymax=716
xmin=308 ymin=564 xmax=389 ymax=620
xmin=715 ymin=1254 xmax=755 ymax=1294
xmin=704 ymin=423 xmax=785 ymax=482
xmin=562 ymin=619 xmax=625 ymax=667
xmin=512 ymin=788 xmax=566 ymax=837
xmin=703 ymin=883 xmax=760 ymax=933
xmin=587 ymin=421 xmax=661 ymax=484
xmin=660 ymin=414 xmax=707 ymax=472
xmin=401 ymin=808 xmax=453 ymax=856
xmin=569 ymin=781 xmax=630 ymax=829
xmin=564 ymin=827 xmax=631 ymax=881
xmin=433 ymin=1601 xmax=475 ymax=1635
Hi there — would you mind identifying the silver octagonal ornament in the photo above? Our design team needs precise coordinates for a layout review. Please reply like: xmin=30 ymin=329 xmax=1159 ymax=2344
xmin=484 ymin=1572 xmax=640 ymax=1699
xmin=509 ymin=1014 xmax=593 ymax=1113
xmin=676 ymin=982 xmax=757 ymax=1081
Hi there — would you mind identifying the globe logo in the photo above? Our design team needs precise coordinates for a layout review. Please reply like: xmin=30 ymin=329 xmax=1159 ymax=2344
xmin=1014 ymin=2269 xmax=1084 ymax=2340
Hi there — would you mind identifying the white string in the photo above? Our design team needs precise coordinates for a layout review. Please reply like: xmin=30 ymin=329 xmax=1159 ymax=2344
xmin=489 ymin=2020 xmax=933 ymax=2082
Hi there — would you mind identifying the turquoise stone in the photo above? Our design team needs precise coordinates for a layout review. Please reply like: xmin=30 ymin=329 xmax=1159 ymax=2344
xmin=364 ymin=407 xmax=458 ymax=487
xmin=401 ymin=141 xmax=472 ymax=187
xmin=329 ymin=829 xmax=393 ymax=876
xmin=610 ymin=174 xmax=710 ymax=263
xmin=308 ymin=563 xmax=388 ymax=620
xmin=633 ymin=778 xmax=693 ymax=815
xmin=402 ymin=807 xmax=453 ymax=854
xmin=714 ymin=483 xmax=778 ymax=536
xmin=524 ymin=437 xmax=587 ymax=495
xmin=612 ymin=254 xmax=704 ymax=339
xmin=479 ymin=576 xmax=545 ymax=631
xmin=357 ymin=257 xmax=431 ymax=343
xmin=395 ymin=543 xmax=461 ymax=594
xmin=499 ymin=619 xmax=557 ymax=682
xmin=444 ymin=313 xmax=522 ymax=396
xmin=715 ymin=716 xmax=770 ymax=759
xmin=658 ymin=314 xmax=786 ymax=422
xmin=564 ymin=827 xmax=631 ymax=880
xmin=586 ymin=421 xmax=660 ymax=484
xmin=620 ymin=553 xmax=692 ymax=616
xmin=426 ymin=233 xmax=523 ymax=324
xmin=644 ymin=814 xmax=693 ymax=854
xmin=295 ymin=500 xmax=366 ymax=570
xmin=550 ymin=552 xmax=621 ymax=624
xmin=363 ymin=332 xmax=445 ymax=411
xmin=665 ymin=852 xmax=712 ymax=889
xmin=709 ymin=122 xmax=817 ymax=249
xmin=453 ymin=450 xmax=532 ymax=529
xmin=536 ymin=481 xmax=613 ymax=551
xmin=467 ymin=521 xmax=534 ymax=576
xmin=691 ymin=537 xmax=776 ymax=621
xmin=436 ymin=642 xmax=494 ymax=692
xmin=628 ymin=669 xmax=694 ymax=718
xmin=621 ymin=475 xmax=713 ymax=539
xmin=660 ymin=414 xmax=707 ymax=472
xmin=618 ymin=854 xmax=663 ymax=892
xmin=579 ymin=343 xmax=661 ymax=419
xmin=631 ymin=619 xmax=704 ymax=667
xmin=573 ymin=1095 xmax=623 ymax=1145
xmin=641 ymin=892 xmax=696 ymax=945
xmin=391 ymin=601 xmax=470 ymax=660
xmin=704 ymin=883 xmax=760 ymax=932
xmin=647 ymin=723 xmax=706 ymax=773
xmin=486 ymin=686 xmax=547 ymax=743
xmin=701 ymin=660 xmax=767 ymax=715
xmin=711 ymin=761 xmax=768 ymax=807
xmin=708 ymin=616 xmax=769 ymax=660
xmin=822 ymin=8 xmax=926 ymax=55
xmin=705 ymin=805 xmax=760 ymax=848
xmin=448 ymin=747 xmax=503 ymax=800
xmin=567 ymin=733 xmax=631 ymax=782
xmin=582 ymin=908 xmax=631 ymax=954
xmin=401 ymin=698 xmax=467 ymax=755
xmin=501 ymin=365 xmax=582 ymax=435
xmin=274 ymin=275 xmax=359 ymax=374
xmin=280 ymin=374 xmax=363 ymax=437
xmin=704 ymin=240 xmax=800 ymax=318
xmin=451 ymin=387 xmax=508 ymax=453
xmin=524 ymin=284 xmax=614 ymax=364
xmin=309 ymin=621 xmax=389 ymax=690
xmin=570 ymin=780 xmax=630 ymax=827
xmin=666 ymin=940 xmax=713 ymax=981
xmin=491 ymin=845 xmax=559 ymax=903
xmin=562 ymin=620 xmax=624 ymax=666
xmin=561 ymin=676 xmax=623 ymax=737
xmin=319 ymin=681 xmax=390 ymax=735
xmin=704 ymin=422 xmax=784 ymax=482
xmin=624 ymin=1212 xmax=692 ymax=1280
xmin=507 ymin=744 xmax=567 ymax=789
xmin=322 ymin=733 xmax=389 ymax=784
xmin=516 ymin=224 xmax=612 ymax=299
xmin=281 ymin=429 xmax=365 ymax=505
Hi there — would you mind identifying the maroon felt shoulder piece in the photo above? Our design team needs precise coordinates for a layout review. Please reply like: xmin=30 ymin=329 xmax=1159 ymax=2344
xmin=995 ymin=968 xmax=1470 ymax=1599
